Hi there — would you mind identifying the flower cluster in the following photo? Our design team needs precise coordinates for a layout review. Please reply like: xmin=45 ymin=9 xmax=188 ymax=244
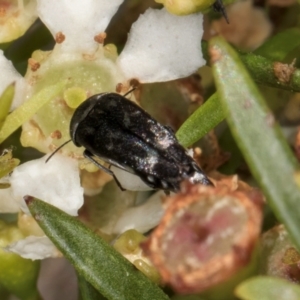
xmin=0 ymin=0 xmax=206 ymax=259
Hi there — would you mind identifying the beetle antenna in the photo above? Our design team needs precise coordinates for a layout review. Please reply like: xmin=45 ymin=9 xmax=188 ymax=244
xmin=123 ymin=86 xmax=137 ymax=98
xmin=45 ymin=139 xmax=72 ymax=163
xmin=213 ymin=0 xmax=229 ymax=24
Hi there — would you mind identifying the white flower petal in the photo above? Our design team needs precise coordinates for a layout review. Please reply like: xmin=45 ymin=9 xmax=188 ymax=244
xmin=0 ymin=187 xmax=19 ymax=213
xmin=118 ymin=8 xmax=205 ymax=83
xmin=112 ymin=191 xmax=165 ymax=234
xmin=6 ymin=236 xmax=59 ymax=259
xmin=111 ymin=166 xmax=153 ymax=191
xmin=0 ymin=0 xmax=37 ymax=43
xmin=37 ymin=0 xmax=123 ymax=53
xmin=0 ymin=50 xmax=25 ymax=110
xmin=10 ymin=154 xmax=83 ymax=216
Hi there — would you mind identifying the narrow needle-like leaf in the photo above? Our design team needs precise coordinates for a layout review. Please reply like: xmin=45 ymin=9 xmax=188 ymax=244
xmin=0 ymin=83 xmax=15 ymax=129
xmin=254 ymin=28 xmax=300 ymax=61
xmin=25 ymin=196 xmax=169 ymax=300
xmin=78 ymin=275 xmax=107 ymax=300
xmin=0 ymin=81 xmax=65 ymax=144
xmin=176 ymin=92 xmax=225 ymax=147
xmin=210 ymin=37 xmax=300 ymax=251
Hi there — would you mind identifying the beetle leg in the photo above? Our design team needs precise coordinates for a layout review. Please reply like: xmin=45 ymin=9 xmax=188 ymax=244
xmin=83 ymin=150 xmax=126 ymax=191
xmin=213 ymin=0 xmax=229 ymax=24
xmin=95 ymin=156 xmax=129 ymax=172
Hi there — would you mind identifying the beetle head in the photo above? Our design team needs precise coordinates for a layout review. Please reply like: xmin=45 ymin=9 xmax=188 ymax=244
xmin=70 ymin=93 xmax=108 ymax=147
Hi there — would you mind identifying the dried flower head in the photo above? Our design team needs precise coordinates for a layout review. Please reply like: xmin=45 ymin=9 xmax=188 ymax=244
xmin=142 ymin=182 xmax=264 ymax=293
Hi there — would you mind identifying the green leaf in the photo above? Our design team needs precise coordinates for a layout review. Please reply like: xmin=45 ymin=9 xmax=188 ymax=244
xmin=0 ymin=285 xmax=10 ymax=300
xmin=235 ymin=276 xmax=300 ymax=300
xmin=0 ymin=83 xmax=15 ymax=129
xmin=176 ymin=93 xmax=225 ymax=147
xmin=26 ymin=197 xmax=169 ymax=300
xmin=218 ymin=128 xmax=243 ymax=174
xmin=255 ymin=28 xmax=300 ymax=61
xmin=209 ymin=37 xmax=300 ymax=251
xmin=0 ymin=81 xmax=65 ymax=144
xmin=78 ymin=275 xmax=107 ymax=300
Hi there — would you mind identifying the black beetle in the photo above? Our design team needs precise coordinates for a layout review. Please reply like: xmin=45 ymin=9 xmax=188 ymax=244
xmin=63 ymin=91 xmax=211 ymax=193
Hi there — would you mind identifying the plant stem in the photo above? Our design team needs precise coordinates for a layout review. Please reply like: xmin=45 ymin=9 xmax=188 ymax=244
xmin=202 ymin=40 xmax=300 ymax=93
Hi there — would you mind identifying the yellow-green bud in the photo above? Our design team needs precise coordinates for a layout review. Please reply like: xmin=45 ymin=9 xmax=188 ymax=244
xmin=0 ymin=220 xmax=40 ymax=300
xmin=156 ymin=0 xmax=215 ymax=15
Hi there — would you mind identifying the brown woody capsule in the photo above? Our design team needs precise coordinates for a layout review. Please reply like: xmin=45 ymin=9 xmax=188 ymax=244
xmin=141 ymin=182 xmax=263 ymax=293
xmin=260 ymin=225 xmax=300 ymax=282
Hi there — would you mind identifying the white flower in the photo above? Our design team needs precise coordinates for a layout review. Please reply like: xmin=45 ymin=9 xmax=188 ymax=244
xmin=5 ymin=236 xmax=60 ymax=260
xmin=37 ymin=0 xmax=123 ymax=53
xmin=111 ymin=191 xmax=165 ymax=235
xmin=0 ymin=0 xmax=37 ymax=43
xmin=0 ymin=0 xmax=205 ymax=259
xmin=1 ymin=154 xmax=83 ymax=215
xmin=0 ymin=186 xmax=19 ymax=213
xmin=0 ymin=50 xmax=25 ymax=110
xmin=36 ymin=0 xmax=205 ymax=82
xmin=10 ymin=154 xmax=83 ymax=216
xmin=1 ymin=0 xmax=205 ymax=108
xmin=0 ymin=154 xmax=83 ymax=259
xmin=118 ymin=8 xmax=205 ymax=82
